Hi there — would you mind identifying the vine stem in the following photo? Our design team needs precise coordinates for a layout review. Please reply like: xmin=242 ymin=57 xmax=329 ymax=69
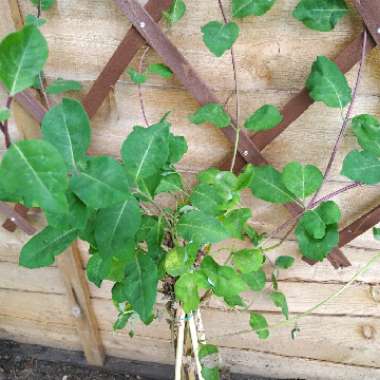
xmin=210 ymin=252 xmax=380 ymax=340
xmin=0 ymin=96 xmax=13 ymax=149
xmin=216 ymin=0 xmax=241 ymax=172
xmin=138 ymin=46 xmax=151 ymax=127
xmin=308 ymin=30 xmax=368 ymax=208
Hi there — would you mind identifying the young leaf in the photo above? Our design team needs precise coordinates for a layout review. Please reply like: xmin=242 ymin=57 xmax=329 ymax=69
xmin=236 ymin=164 xmax=255 ymax=190
xmin=189 ymin=103 xmax=231 ymax=129
xmin=275 ymin=256 xmax=295 ymax=269
xmin=127 ymin=68 xmax=147 ymax=84
xmin=242 ymin=269 xmax=266 ymax=291
xmin=306 ymin=56 xmax=352 ymax=108
xmin=25 ymin=15 xmax=47 ymax=28
xmin=163 ymin=0 xmax=186 ymax=25
xmin=86 ymin=253 xmax=111 ymax=288
xmin=351 ymin=115 xmax=380 ymax=157
xmin=341 ymin=150 xmax=380 ymax=185
xmin=222 ymin=208 xmax=252 ymax=239
xmin=165 ymin=245 xmax=198 ymax=277
xmin=42 ymin=98 xmax=91 ymax=172
xmin=30 ymin=0 xmax=55 ymax=10
xmin=177 ymin=211 xmax=230 ymax=244
xmin=282 ymin=162 xmax=323 ymax=199
xmin=117 ymin=251 xmax=158 ymax=324
xmin=201 ymin=21 xmax=240 ymax=58
xmin=0 ymin=108 xmax=10 ymax=122
xmin=175 ymin=272 xmax=209 ymax=313
xmin=250 ymin=312 xmax=269 ymax=339
xmin=199 ymin=344 xmax=219 ymax=359
xmin=0 ymin=25 xmax=48 ymax=95
xmin=122 ymin=122 xmax=170 ymax=185
xmin=155 ymin=171 xmax=183 ymax=194
xmin=232 ymin=0 xmax=276 ymax=18
xmin=190 ymin=183 xmax=230 ymax=216
xmin=232 ymin=248 xmax=264 ymax=273
xmin=270 ymin=291 xmax=289 ymax=319
xmin=147 ymin=63 xmax=173 ymax=79
xmin=19 ymin=226 xmax=77 ymax=268
xmin=373 ymin=228 xmax=380 ymax=241
xmin=244 ymin=105 xmax=283 ymax=132
xmin=46 ymin=78 xmax=82 ymax=94
xmin=293 ymin=0 xmax=348 ymax=32
xmin=94 ymin=196 xmax=141 ymax=257
xmin=70 ymin=156 xmax=130 ymax=209
xmin=0 ymin=140 xmax=68 ymax=213
xmin=249 ymin=165 xmax=294 ymax=204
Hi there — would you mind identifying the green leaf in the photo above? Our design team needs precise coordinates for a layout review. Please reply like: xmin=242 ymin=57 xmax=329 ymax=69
xmin=0 ymin=140 xmax=68 ymax=213
xmin=190 ymin=183 xmax=230 ymax=216
xmin=201 ymin=256 xmax=247 ymax=301
xmin=250 ymin=312 xmax=269 ymax=339
xmin=199 ymin=344 xmax=219 ymax=360
xmin=282 ymin=162 xmax=323 ymax=199
xmin=222 ymin=208 xmax=252 ymax=239
xmin=177 ymin=211 xmax=230 ymax=244
xmin=244 ymin=105 xmax=283 ymax=132
xmin=46 ymin=78 xmax=82 ymax=94
xmin=232 ymin=248 xmax=264 ymax=274
xmin=122 ymin=122 xmax=170 ymax=186
xmin=189 ymin=103 xmax=231 ymax=129
xmin=275 ymin=256 xmax=295 ymax=269
xmin=373 ymin=228 xmax=380 ymax=241
xmin=232 ymin=0 xmax=277 ymax=18
xmin=147 ymin=63 xmax=173 ymax=79
xmin=306 ymin=56 xmax=352 ymax=108
xmin=293 ymin=0 xmax=348 ymax=32
xmin=163 ymin=0 xmax=186 ymax=25
xmin=95 ymin=196 xmax=141 ymax=257
xmin=201 ymin=21 xmax=240 ymax=58
xmin=201 ymin=367 xmax=220 ymax=380
xmin=155 ymin=171 xmax=183 ymax=194
xmin=0 ymin=25 xmax=48 ymax=95
xmin=0 ymin=108 xmax=10 ymax=122
xmin=317 ymin=200 xmax=341 ymax=225
xmin=20 ymin=226 xmax=77 ymax=268
xmin=31 ymin=0 xmax=55 ymax=10
xmin=351 ymin=115 xmax=380 ymax=157
xmin=25 ymin=15 xmax=46 ymax=28
xmin=127 ymin=68 xmax=147 ymax=84
xmin=165 ymin=244 xmax=198 ymax=277
xmin=113 ymin=307 xmax=134 ymax=331
xmin=116 ymin=251 xmax=158 ymax=324
xmin=270 ymin=291 xmax=289 ymax=319
xmin=42 ymin=98 xmax=91 ymax=172
xmin=249 ymin=165 xmax=294 ymax=204
xmin=168 ymin=134 xmax=188 ymax=164
xmin=341 ymin=150 xmax=380 ymax=185
xmin=242 ymin=269 xmax=266 ymax=291
xmin=236 ymin=164 xmax=255 ymax=190
xmin=70 ymin=156 xmax=130 ymax=209
xmin=175 ymin=272 xmax=209 ymax=313
xmin=86 ymin=253 xmax=109 ymax=288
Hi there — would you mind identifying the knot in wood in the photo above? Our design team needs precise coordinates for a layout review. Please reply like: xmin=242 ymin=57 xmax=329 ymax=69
xmin=71 ymin=305 xmax=82 ymax=319
xmin=361 ymin=324 xmax=376 ymax=340
xmin=370 ymin=285 xmax=380 ymax=303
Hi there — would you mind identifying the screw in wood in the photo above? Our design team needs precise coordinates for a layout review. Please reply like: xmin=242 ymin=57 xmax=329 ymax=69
xmin=72 ymin=305 xmax=82 ymax=319
xmin=140 ymin=21 xmax=146 ymax=28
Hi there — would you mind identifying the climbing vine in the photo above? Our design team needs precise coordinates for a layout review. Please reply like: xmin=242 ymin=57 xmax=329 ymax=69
xmin=0 ymin=0 xmax=379 ymax=379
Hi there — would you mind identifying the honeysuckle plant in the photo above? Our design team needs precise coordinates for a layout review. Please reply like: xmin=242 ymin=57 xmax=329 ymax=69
xmin=0 ymin=1 xmax=379 ymax=379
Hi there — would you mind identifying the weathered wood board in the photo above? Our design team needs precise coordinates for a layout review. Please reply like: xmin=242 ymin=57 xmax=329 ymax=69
xmin=0 ymin=0 xmax=380 ymax=379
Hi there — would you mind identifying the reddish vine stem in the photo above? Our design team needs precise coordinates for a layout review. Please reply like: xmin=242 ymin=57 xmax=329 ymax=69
xmin=308 ymin=30 xmax=368 ymax=207
xmin=216 ymin=0 xmax=241 ymax=171
xmin=0 ymin=96 xmax=13 ymax=149
xmin=138 ymin=46 xmax=151 ymax=127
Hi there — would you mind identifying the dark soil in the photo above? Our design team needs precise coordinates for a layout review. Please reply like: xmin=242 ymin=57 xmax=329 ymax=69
xmin=0 ymin=340 xmax=274 ymax=380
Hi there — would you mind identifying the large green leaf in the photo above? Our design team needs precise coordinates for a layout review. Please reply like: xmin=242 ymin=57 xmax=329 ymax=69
xmin=95 ymin=196 xmax=141 ymax=257
xmin=189 ymin=103 xmax=231 ymax=129
xmin=201 ymin=21 xmax=240 ymax=57
xmin=341 ymin=150 xmax=380 ymax=185
xmin=232 ymin=0 xmax=276 ymax=18
xmin=222 ymin=208 xmax=251 ymax=239
xmin=168 ymin=134 xmax=188 ymax=164
xmin=155 ymin=171 xmax=183 ymax=195
xmin=242 ymin=269 xmax=266 ymax=291
xmin=0 ymin=25 xmax=48 ymax=95
xmin=232 ymin=248 xmax=264 ymax=274
xmin=282 ymin=161 xmax=323 ymax=199
xmin=0 ymin=140 xmax=68 ymax=213
xmin=116 ymin=251 xmax=158 ymax=324
xmin=293 ymin=0 xmax=348 ymax=32
xmin=42 ymin=98 xmax=91 ymax=172
xmin=177 ymin=211 xmax=230 ymax=244
xmin=122 ymin=122 xmax=170 ymax=186
xmin=20 ymin=226 xmax=77 ymax=268
xmin=249 ymin=165 xmax=295 ymax=204
xmin=351 ymin=115 xmax=380 ymax=157
xmin=244 ymin=105 xmax=283 ymax=132
xmin=306 ymin=56 xmax=352 ymax=108
xmin=70 ymin=156 xmax=130 ymax=209
xmin=175 ymin=272 xmax=209 ymax=313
